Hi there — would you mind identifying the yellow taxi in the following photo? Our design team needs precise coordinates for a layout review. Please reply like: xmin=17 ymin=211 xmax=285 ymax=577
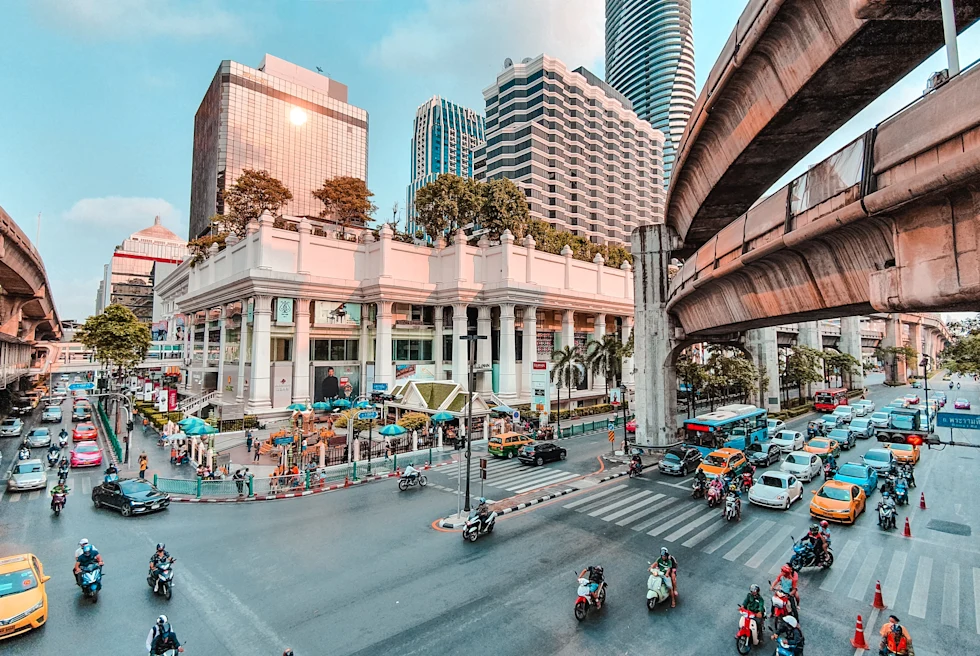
xmin=803 ymin=437 xmax=841 ymax=461
xmin=884 ymin=442 xmax=921 ymax=465
xmin=0 ymin=553 xmax=49 ymax=640
xmin=695 ymin=447 xmax=749 ymax=480
xmin=809 ymin=480 xmax=866 ymax=524
xmin=488 ymin=432 xmax=534 ymax=459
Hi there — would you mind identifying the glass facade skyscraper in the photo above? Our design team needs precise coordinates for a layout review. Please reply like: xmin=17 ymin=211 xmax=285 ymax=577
xmin=405 ymin=97 xmax=485 ymax=236
xmin=605 ymin=0 xmax=695 ymax=188
xmin=189 ymin=54 xmax=368 ymax=239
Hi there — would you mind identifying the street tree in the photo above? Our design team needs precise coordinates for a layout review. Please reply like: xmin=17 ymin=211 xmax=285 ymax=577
xmin=875 ymin=345 xmax=919 ymax=384
xmin=313 ymin=176 xmax=377 ymax=237
xmin=675 ymin=351 xmax=707 ymax=417
xmin=584 ymin=335 xmax=623 ymax=399
xmin=413 ymin=174 xmax=482 ymax=241
xmin=220 ymin=169 xmax=293 ymax=237
xmin=76 ymin=304 xmax=152 ymax=374
xmin=943 ymin=331 xmax=980 ymax=375
xmin=551 ymin=345 xmax=582 ymax=436
xmin=480 ymin=178 xmax=530 ymax=240
xmin=783 ymin=344 xmax=825 ymax=401
xmin=822 ymin=349 xmax=861 ymax=389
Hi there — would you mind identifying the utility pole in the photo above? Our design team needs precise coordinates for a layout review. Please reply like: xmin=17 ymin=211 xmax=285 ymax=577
xmin=460 ymin=331 xmax=487 ymax=512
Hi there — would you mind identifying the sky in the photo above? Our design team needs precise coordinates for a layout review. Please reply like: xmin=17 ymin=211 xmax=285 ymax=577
xmin=1 ymin=0 xmax=978 ymax=324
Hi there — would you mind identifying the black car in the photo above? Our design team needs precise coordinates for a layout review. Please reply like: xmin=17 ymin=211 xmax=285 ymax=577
xmin=658 ymin=446 xmax=703 ymax=476
xmin=72 ymin=406 xmax=92 ymax=422
xmin=744 ymin=441 xmax=781 ymax=467
xmin=518 ymin=442 xmax=567 ymax=466
xmin=92 ymin=478 xmax=171 ymax=517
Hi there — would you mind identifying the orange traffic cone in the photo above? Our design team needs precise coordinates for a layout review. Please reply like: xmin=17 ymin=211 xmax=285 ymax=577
xmin=850 ymin=614 xmax=869 ymax=649
xmin=872 ymin=580 xmax=886 ymax=610
xmin=919 ymin=493 xmax=926 ymax=509
xmin=344 ymin=475 xmax=350 ymax=488
xmin=903 ymin=517 xmax=912 ymax=537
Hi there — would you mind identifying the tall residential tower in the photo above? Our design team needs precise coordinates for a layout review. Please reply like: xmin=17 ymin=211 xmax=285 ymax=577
xmin=477 ymin=55 xmax=663 ymax=246
xmin=405 ymin=97 xmax=485 ymax=236
xmin=605 ymin=0 xmax=695 ymax=187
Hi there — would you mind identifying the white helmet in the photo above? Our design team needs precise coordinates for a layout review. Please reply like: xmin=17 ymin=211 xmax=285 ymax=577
xmin=782 ymin=615 xmax=798 ymax=628
xmin=78 ymin=538 xmax=89 ymax=547
xmin=157 ymin=614 xmax=168 ymax=625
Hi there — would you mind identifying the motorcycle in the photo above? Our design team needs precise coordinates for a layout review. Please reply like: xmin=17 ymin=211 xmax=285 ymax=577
xmin=725 ymin=492 xmax=741 ymax=522
xmin=691 ymin=478 xmax=706 ymax=499
xmin=769 ymin=586 xmax=797 ymax=629
xmin=735 ymin=605 xmax=764 ymax=654
xmin=645 ymin=563 xmax=671 ymax=610
xmin=900 ymin=466 xmax=916 ymax=488
xmin=894 ymin=479 xmax=909 ymax=506
xmin=823 ymin=462 xmax=837 ymax=481
xmin=57 ymin=469 xmax=69 ymax=486
xmin=573 ymin=574 xmax=606 ymax=621
xmin=877 ymin=501 xmax=897 ymax=530
xmin=628 ymin=460 xmax=643 ymax=478
xmin=740 ymin=471 xmax=754 ymax=494
xmin=58 ymin=434 xmax=68 ymax=449
xmin=78 ymin=563 xmax=103 ymax=602
xmin=18 ymin=447 xmax=31 ymax=461
xmin=774 ymin=635 xmax=797 ymax=656
xmin=148 ymin=559 xmax=175 ymax=600
xmin=47 ymin=450 xmax=60 ymax=468
xmin=50 ymin=491 xmax=67 ymax=516
xmin=706 ymin=484 xmax=723 ymax=508
xmin=788 ymin=537 xmax=833 ymax=571
xmin=397 ymin=471 xmax=427 ymax=491
xmin=462 ymin=510 xmax=497 ymax=542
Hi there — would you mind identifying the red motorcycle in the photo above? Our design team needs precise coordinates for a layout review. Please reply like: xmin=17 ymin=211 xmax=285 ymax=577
xmin=706 ymin=483 xmax=723 ymax=508
xmin=573 ymin=570 xmax=606 ymax=621
xmin=769 ymin=586 xmax=797 ymax=630
xmin=740 ymin=470 xmax=754 ymax=493
xmin=50 ymin=491 xmax=67 ymax=517
xmin=735 ymin=605 xmax=764 ymax=654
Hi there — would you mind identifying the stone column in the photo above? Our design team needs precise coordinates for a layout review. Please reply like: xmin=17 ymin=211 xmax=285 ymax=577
xmin=216 ymin=306 xmax=227 ymax=399
xmin=248 ymin=295 xmax=273 ymax=410
xmin=498 ymin=304 xmax=517 ymax=401
xmin=374 ymin=301 xmax=394 ymax=389
xmin=621 ymin=316 xmax=634 ymax=387
xmin=236 ymin=300 xmax=248 ymax=402
xmin=476 ymin=306 xmax=492 ymax=393
xmin=592 ymin=313 xmax=606 ymax=391
xmin=292 ymin=299 xmax=311 ymax=404
xmin=359 ymin=312 xmax=370 ymax=394
xmin=561 ymin=310 xmax=575 ymax=352
xmin=797 ymin=321 xmax=823 ymax=397
xmin=433 ymin=306 xmax=444 ymax=379
xmin=631 ymin=224 xmax=678 ymax=447
xmin=202 ymin=308 xmax=211 ymax=379
xmin=522 ymin=306 xmax=537 ymax=399
xmin=184 ymin=314 xmax=194 ymax=390
xmin=745 ymin=327 xmax=781 ymax=412
xmin=296 ymin=218 xmax=311 ymax=275
xmin=883 ymin=314 xmax=907 ymax=385
xmin=839 ymin=316 xmax=865 ymax=390
xmin=452 ymin=303 xmax=469 ymax=387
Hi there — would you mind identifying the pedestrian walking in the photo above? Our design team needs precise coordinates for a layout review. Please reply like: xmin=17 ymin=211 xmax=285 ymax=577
xmin=246 ymin=429 xmax=254 ymax=453
xmin=138 ymin=452 xmax=148 ymax=479
xmin=233 ymin=468 xmax=245 ymax=496
xmin=253 ymin=443 xmax=261 ymax=462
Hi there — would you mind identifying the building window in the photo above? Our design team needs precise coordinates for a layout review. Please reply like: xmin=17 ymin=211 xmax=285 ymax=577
xmin=443 ymin=334 xmax=454 ymax=360
xmin=311 ymin=339 xmax=358 ymax=361
xmin=272 ymin=338 xmax=292 ymax=362
xmin=393 ymin=339 xmax=433 ymax=361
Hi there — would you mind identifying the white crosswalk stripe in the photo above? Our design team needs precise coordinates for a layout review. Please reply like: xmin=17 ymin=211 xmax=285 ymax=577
xmin=819 ymin=539 xmax=859 ymax=593
xmin=646 ymin=506 xmax=703 ymax=537
xmin=723 ymin=520 xmax=775 ymax=562
xmin=435 ymin=459 xmax=579 ymax=494
xmin=616 ymin=496 xmax=677 ymax=526
xmin=909 ymin=555 xmax=933 ymax=619
xmin=564 ymin=485 xmax=626 ymax=509
xmin=603 ymin=493 xmax=665 ymax=522
xmin=942 ymin=562 xmax=960 ymax=629
xmin=586 ymin=491 xmax=653 ymax=518
xmin=847 ymin=546 xmax=882 ymax=602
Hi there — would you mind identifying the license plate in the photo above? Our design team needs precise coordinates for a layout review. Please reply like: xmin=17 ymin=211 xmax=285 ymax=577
xmin=0 ymin=625 xmax=15 ymax=635
xmin=151 ymin=503 xmax=160 ymax=509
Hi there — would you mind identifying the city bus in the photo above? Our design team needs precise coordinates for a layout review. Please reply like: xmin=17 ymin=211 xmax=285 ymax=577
xmin=814 ymin=388 xmax=848 ymax=412
xmin=682 ymin=404 xmax=769 ymax=456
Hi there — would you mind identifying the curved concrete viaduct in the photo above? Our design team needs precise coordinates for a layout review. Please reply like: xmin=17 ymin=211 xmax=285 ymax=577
xmin=0 ymin=204 xmax=61 ymax=342
xmin=666 ymin=0 xmax=980 ymax=255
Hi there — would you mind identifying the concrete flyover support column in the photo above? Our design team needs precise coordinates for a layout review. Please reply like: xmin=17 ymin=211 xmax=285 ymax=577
xmin=840 ymin=316 xmax=865 ymax=391
xmin=621 ymin=316 xmax=635 ymax=387
xmin=745 ymin=327 xmax=781 ymax=413
xmin=797 ymin=321 xmax=822 ymax=397
xmin=292 ymin=299 xmax=311 ymax=405
xmin=631 ymin=224 xmax=679 ymax=447
xmin=216 ymin=306 xmax=227 ymax=399
xmin=374 ymin=301 xmax=394 ymax=390
xmin=498 ymin=304 xmax=517 ymax=401
xmin=521 ymin=306 xmax=537 ymax=398
xmin=592 ymin=313 xmax=606 ymax=392
xmin=452 ymin=303 xmax=468 ymax=387
xmin=909 ymin=320 xmax=923 ymax=358
xmin=476 ymin=305 xmax=492 ymax=393
xmin=883 ymin=314 xmax=907 ymax=385
xmin=236 ymin=300 xmax=248 ymax=402
xmin=432 ymin=306 xmax=444 ymax=379
xmin=248 ymin=295 xmax=273 ymax=411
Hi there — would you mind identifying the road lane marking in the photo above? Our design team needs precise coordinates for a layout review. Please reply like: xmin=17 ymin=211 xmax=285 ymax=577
xmin=7 ymin=493 xmax=21 ymax=503
xmin=490 ymin=467 xmax=560 ymax=487
xmin=509 ymin=471 xmax=578 ymax=493
xmin=973 ymin=567 xmax=980 ymax=634
xmin=646 ymin=506 xmax=704 ymax=537
xmin=615 ymin=496 xmax=677 ymax=526
xmin=682 ymin=518 xmax=727 ymax=548
xmin=908 ymin=555 xmax=933 ymax=619
xmin=663 ymin=508 xmax=719 ymax=543
xmin=941 ymin=562 xmax=960 ymax=628
xmin=744 ymin=526 xmax=792 ymax=570
xmin=586 ymin=491 xmax=653 ymax=517
xmin=634 ymin=500 xmax=698 ymax=532
xmin=820 ymin=540 xmax=859 ymax=593
xmin=723 ymin=520 xmax=775 ymax=562
xmin=601 ymin=493 xmax=664 ymax=522
xmin=703 ymin=518 xmax=758 ymax=555
xmin=883 ymin=551 xmax=907 ymax=610
xmin=563 ymin=485 xmax=625 ymax=509
xmin=847 ymin=546 xmax=882 ymax=602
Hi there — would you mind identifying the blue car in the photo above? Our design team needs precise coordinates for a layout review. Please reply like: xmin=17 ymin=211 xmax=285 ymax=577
xmin=833 ymin=462 xmax=878 ymax=496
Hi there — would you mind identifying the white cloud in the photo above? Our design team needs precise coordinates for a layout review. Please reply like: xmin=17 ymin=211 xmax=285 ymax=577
xmin=369 ymin=0 xmax=605 ymax=81
xmin=36 ymin=0 xmax=245 ymax=40
xmin=63 ymin=196 xmax=180 ymax=228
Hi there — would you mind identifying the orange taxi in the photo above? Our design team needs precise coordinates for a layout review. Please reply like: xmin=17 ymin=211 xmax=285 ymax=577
xmin=73 ymin=422 xmax=98 ymax=442
xmin=884 ymin=442 xmax=920 ymax=465
xmin=695 ymin=447 xmax=749 ymax=480
xmin=803 ymin=437 xmax=841 ymax=461
xmin=809 ymin=480 xmax=866 ymax=524
xmin=0 ymin=553 xmax=49 ymax=640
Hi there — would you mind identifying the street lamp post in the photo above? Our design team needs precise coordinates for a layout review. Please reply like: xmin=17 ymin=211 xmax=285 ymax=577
xmin=459 ymin=332 xmax=487 ymax=513
xmin=620 ymin=383 xmax=629 ymax=443
xmin=920 ymin=356 xmax=931 ymax=432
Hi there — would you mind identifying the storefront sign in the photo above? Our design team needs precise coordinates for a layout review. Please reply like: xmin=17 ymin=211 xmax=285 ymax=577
xmin=275 ymin=297 xmax=294 ymax=323
xmin=168 ymin=388 xmax=177 ymax=412
xmin=532 ymin=362 xmax=548 ymax=370
xmin=372 ymin=382 xmax=388 ymax=392
xmin=395 ymin=363 xmax=436 ymax=380
xmin=531 ymin=362 xmax=552 ymax=426
xmin=246 ymin=298 xmax=254 ymax=324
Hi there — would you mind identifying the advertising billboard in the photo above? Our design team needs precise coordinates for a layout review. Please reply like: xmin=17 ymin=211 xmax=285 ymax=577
xmin=314 ymin=301 xmax=361 ymax=326
xmin=314 ymin=364 xmax=360 ymax=401
xmin=395 ymin=363 xmax=436 ymax=381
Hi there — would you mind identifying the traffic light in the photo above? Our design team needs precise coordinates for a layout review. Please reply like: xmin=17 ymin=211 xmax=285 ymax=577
xmin=127 ymin=420 xmax=135 ymax=433
xmin=906 ymin=435 xmax=923 ymax=446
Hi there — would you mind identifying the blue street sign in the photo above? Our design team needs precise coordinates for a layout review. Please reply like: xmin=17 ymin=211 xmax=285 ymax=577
xmin=273 ymin=436 xmax=294 ymax=446
xmin=68 ymin=382 xmax=95 ymax=391
xmin=937 ymin=412 xmax=980 ymax=430
xmin=372 ymin=383 xmax=389 ymax=392
xmin=358 ymin=410 xmax=379 ymax=421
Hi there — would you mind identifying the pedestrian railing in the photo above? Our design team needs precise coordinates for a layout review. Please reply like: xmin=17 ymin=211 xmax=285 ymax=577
xmin=551 ymin=416 xmax=624 ymax=438
xmin=95 ymin=401 xmax=124 ymax=461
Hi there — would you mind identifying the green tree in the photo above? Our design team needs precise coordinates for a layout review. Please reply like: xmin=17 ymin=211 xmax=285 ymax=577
xmin=480 ymin=178 xmax=530 ymax=240
xmin=220 ymin=169 xmax=293 ymax=237
xmin=875 ymin=345 xmax=919 ymax=384
xmin=584 ymin=335 xmax=624 ymax=399
xmin=822 ymin=349 xmax=861 ymax=389
xmin=942 ymin=331 xmax=980 ymax=375
xmin=706 ymin=350 xmax=759 ymax=404
xmin=76 ymin=305 xmax=152 ymax=373
xmin=413 ymin=174 xmax=482 ymax=241
xmin=551 ymin=345 xmax=582 ymax=436
xmin=783 ymin=344 xmax=825 ymax=400
xmin=675 ymin=351 xmax=707 ymax=417
xmin=313 ymin=176 xmax=377 ymax=237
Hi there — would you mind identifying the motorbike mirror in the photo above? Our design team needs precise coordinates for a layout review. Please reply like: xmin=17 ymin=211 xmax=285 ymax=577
xmin=811 ymin=490 xmax=817 ymax=494
xmin=41 ymin=575 xmax=51 ymax=583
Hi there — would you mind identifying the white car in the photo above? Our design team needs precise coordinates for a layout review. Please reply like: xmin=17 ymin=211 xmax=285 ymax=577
xmin=852 ymin=399 xmax=876 ymax=414
xmin=832 ymin=406 xmax=855 ymax=423
xmin=766 ymin=419 xmax=785 ymax=437
xmin=848 ymin=403 xmax=868 ymax=417
xmin=748 ymin=471 xmax=805 ymax=510
xmin=868 ymin=411 xmax=891 ymax=429
xmin=7 ymin=459 xmax=48 ymax=491
xmin=770 ymin=430 xmax=804 ymax=453
xmin=0 ymin=418 xmax=24 ymax=437
xmin=863 ymin=448 xmax=896 ymax=474
xmin=779 ymin=451 xmax=822 ymax=482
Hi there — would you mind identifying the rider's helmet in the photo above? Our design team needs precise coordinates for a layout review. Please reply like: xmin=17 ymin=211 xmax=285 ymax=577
xmin=82 ymin=543 xmax=92 ymax=554
xmin=749 ymin=584 xmax=760 ymax=595
xmin=156 ymin=543 xmax=166 ymax=552
xmin=781 ymin=564 xmax=793 ymax=576
xmin=782 ymin=616 xmax=798 ymax=628
xmin=78 ymin=538 xmax=89 ymax=548
xmin=729 ymin=483 xmax=739 ymax=492
xmin=660 ymin=546 xmax=669 ymax=557
xmin=820 ymin=520 xmax=829 ymax=529
xmin=283 ymin=651 xmax=294 ymax=656
xmin=478 ymin=497 xmax=486 ymax=504
xmin=882 ymin=491 xmax=890 ymax=499
xmin=157 ymin=615 xmax=168 ymax=626
xmin=891 ymin=622 xmax=903 ymax=634
xmin=809 ymin=523 xmax=820 ymax=534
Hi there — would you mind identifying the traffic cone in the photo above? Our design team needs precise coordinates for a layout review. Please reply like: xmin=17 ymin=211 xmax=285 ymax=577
xmin=919 ymin=493 xmax=926 ymax=509
xmin=872 ymin=580 xmax=886 ymax=610
xmin=343 ymin=475 xmax=350 ymax=488
xmin=850 ymin=614 xmax=869 ymax=649
xmin=903 ymin=517 xmax=912 ymax=537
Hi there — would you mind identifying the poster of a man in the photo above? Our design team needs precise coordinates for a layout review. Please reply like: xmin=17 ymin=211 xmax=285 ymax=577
xmin=323 ymin=366 xmax=340 ymax=399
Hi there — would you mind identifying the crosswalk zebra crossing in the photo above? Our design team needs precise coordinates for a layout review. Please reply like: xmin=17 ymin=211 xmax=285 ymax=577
xmin=432 ymin=457 xmax=580 ymax=495
xmin=1 ymin=474 xmax=99 ymax=505
xmin=562 ymin=485 xmax=980 ymax=634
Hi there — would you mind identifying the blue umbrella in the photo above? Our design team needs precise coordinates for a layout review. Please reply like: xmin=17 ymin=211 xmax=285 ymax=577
xmin=354 ymin=400 xmax=372 ymax=409
xmin=492 ymin=404 xmax=517 ymax=415
xmin=431 ymin=411 xmax=454 ymax=423
xmin=178 ymin=417 xmax=206 ymax=428
xmin=332 ymin=399 xmax=352 ymax=409
xmin=378 ymin=424 xmax=407 ymax=436
xmin=287 ymin=403 xmax=309 ymax=412
xmin=312 ymin=402 xmax=332 ymax=412
xmin=183 ymin=423 xmax=217 ymax=436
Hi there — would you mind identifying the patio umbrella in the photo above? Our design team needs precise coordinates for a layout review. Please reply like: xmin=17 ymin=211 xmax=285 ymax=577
xmin=287 ymin=403 xmax=309 ymax=412
xmin=178 ymin=417 xmax=206 ymax=428
xmin=183 ymin=423 xmax=218 ymax=436
xmin=332 ymin=399 xmax=352 ymax=409
xmin=431 ymin=411 xmax=454 ymax=423
xmin=312 ymin=402 xmax=332 ymax=412
xmin=378 ymin=424 xmax=407 ymax=437
xmin=492 ymin=405 xmax=517 ymax=415
xmin=354 ymin=400 xmax=372 ymax=409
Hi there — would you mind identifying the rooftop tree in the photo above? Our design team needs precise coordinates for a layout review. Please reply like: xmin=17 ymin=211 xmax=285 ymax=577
xmin=313 ymin=176 xmax=377 ymax=237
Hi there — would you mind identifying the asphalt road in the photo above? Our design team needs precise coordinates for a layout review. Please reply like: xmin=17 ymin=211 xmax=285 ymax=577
xmin=2 ymin=373 xmax=979 ymax=655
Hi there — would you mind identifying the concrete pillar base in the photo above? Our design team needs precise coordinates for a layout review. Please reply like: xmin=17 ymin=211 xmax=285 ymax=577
xmin=745 ymin=326 xmax=781 ymax=413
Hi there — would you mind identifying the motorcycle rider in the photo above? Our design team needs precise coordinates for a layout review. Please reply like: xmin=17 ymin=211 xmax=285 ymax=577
xmin=693 ymin=468 xmax=707 ymax=494
xmin=740 ymin=464 xmax=756 ymax=492
xmin=655 ymin=546 xmax=679 ymax=607
xmin=73 ymin=538 xmax=103 ymax=586
xmin=149 ymin=543 xmax=174 ymax=593
xmin=578 ymin=565 xmax=605 ymax=609
xmin=878 ymin=615 xmax=912 ymax=654
xmin=900 ymin=463 xmax=916 ymax=488
xmin=772 ymin=614 xmax=805 ymax=655
xmin=146 ymin=616 xmax=184 ymax=654
xmin=47 ymin=441 xmax=61 ymax=463
xmin=104 ymin=463 xmax=118 ymax=482
xmin=58 ymin=427 xmax=69 ymax=446
xmin=18 ymin=444 xmax=31 ymax=460
xmin=802 ymin=523 xmax=826 ymax=565
xmin=707 ymin=475 xmax=724 ymax=501
xmin=825 ymin=452 xmax=838 ymax=475
xmin=58 ymin=457 xmax=70 ymax=483
xmin=629 ymin=452 xmax=642 ymax=476
xmin=475 ymin=497 xmax=491 ymax=531
xmin=878 ymin=491 xmax=897 ymax=527
xmin=879 ymin=620 xmax=911 ymax=655
xmin=742 ymin=584 xmax=766 ymax=633
xmin=726 ymin=482 xmax=742 ymax=518
xmin=772 ymin=564 xmax=800 ymax=606
xmin=403 ymin=463 xmax=420 ymax=481
xmin=818 ymin=520 xmax=832 ymax=548
xmin=50 ymin=481 xmax=69 ymax=509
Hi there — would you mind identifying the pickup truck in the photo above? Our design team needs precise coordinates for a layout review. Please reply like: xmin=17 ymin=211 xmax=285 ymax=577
xmin=876 ymin=407 xmax=933 ymax=445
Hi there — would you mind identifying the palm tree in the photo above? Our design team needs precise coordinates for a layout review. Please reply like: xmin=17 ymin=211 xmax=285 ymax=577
xmin=585 ymin=335 xmax=623 ymax=399
xmin=551 ymin=345 xmax=582 ymax=436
